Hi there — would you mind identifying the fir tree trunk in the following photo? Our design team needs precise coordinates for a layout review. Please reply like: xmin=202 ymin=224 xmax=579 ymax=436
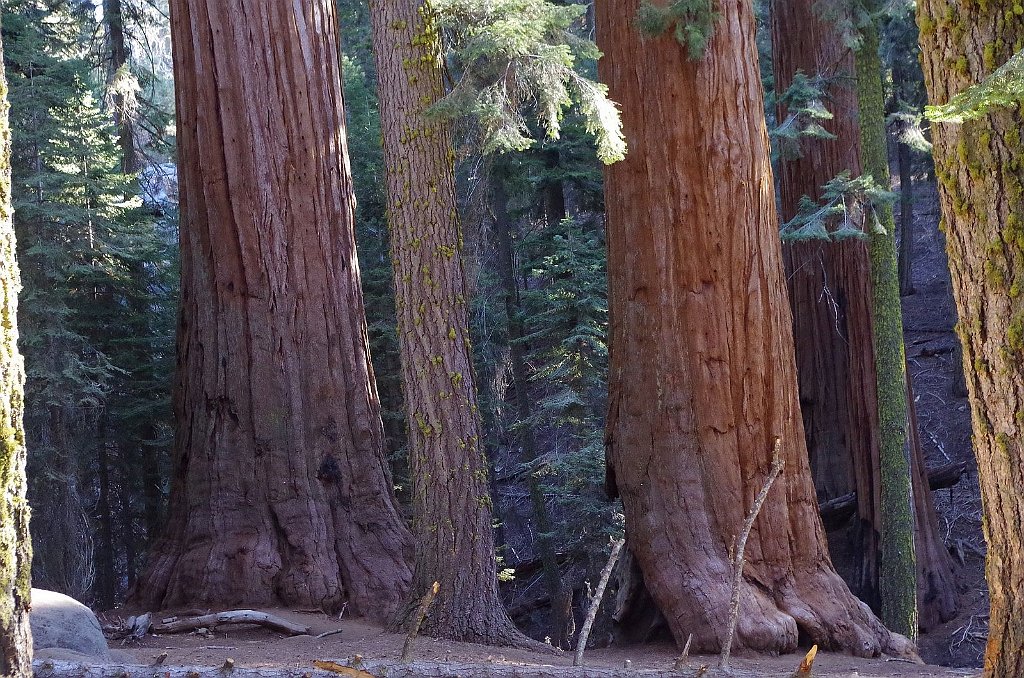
xmin=597 ymin=2 xmax=910 ymax=656
xmin=915 ymin=4 xmax=1024 ymax=675
xmin=0 ymin=26 xmax=33 ymax=676
xmin=133 ymin=0 xmax=413 ymax=620
xmin=104 ymin=0 xmax=139 ymax=174
xmin=855 ymin=22 xmax=918 ymax=641
xmin=368 ymin=0 xmax=526 ymax=646
xmin=95 ymin=427 xmax=116 ymax=610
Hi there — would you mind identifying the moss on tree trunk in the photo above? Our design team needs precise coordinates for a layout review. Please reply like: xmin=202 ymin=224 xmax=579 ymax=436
xmin=854 ymin=21 xmax=919 ymax=642
xmin=915 ymin=0 xmax=1024 ymax=674
xmin=0 ymin=24 xmax=33 ymax=677
xmin=368 ymin=0 xmax=529 ymax=646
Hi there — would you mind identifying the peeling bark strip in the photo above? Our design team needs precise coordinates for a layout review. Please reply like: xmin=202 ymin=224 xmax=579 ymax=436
xmin=131 ymin=0 xmax=413 ymax=619
xmin=915 ymin=0 xmax=1024 ymax=674
xmin=0 ymin=26 xmax=33 ymax=678
xmin=596 ymin=0 xmax=912 ymax=657
xmin=368 ymin=0 xmax=526 ymax=646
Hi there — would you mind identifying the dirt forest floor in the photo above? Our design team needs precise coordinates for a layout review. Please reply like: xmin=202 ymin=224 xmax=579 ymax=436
xmin=83 ymin=608 xmax=979 ymax=678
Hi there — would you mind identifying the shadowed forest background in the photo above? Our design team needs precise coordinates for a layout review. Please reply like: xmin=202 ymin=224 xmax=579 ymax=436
xmin=0 ymin=0 xmax=1022 ymax=677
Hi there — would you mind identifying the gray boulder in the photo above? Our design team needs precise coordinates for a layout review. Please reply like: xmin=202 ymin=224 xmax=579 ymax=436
xmin=29 ymin=588 xmax=111 ymax=659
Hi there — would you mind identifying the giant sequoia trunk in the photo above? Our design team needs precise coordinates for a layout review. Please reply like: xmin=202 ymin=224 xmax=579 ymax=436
xmin=915 ymin=7 xmax=1024 ymax=676
xmin=133 ymin=0 xmax=412 ymax=619
xmin=369 ymin=0 xmax=525 ymax=645
xmin=771 ymin=0 xmax=883 ymax=610
xmin=597 ymin=2 xmax=910 ymax=656
xmin=0 ymin=29 xmax=33 ymax=676
xmin=772 ymin=0 xmax=957 ymax=631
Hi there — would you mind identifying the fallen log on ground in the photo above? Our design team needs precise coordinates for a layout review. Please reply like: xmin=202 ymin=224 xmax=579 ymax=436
xmin=149 ymin=610 xmax=311 ymax=636
xmin=31 ymin=655 xmax=863 ymax=678
xmin=819 ymin=460 xmax=968 ymax=530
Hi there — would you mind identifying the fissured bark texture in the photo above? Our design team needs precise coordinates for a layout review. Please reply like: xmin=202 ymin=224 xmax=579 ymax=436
xmin=915 ymin=3 xmax=1024 ymax=675
xmin=596 ymin=1 xmax=911 ymax=656
xmin=0 ymin=26 xmax=33 ymax=677
xmin=133 ymin=0 xmax=412 ymax=620
xmin=368 ymin=0 xmax=525 ymax=645
xmin=772 ymin=0 xmax=956 ymax=631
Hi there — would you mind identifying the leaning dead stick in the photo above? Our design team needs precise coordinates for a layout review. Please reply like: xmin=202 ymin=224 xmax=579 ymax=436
xmin=401 ymin=581 xmax=439 ymax=663
xmin=789 ymin=645 xmax=818 ymax=677
xmin=573 ymin=537 xmax=626 ymax=667
xmin=719 ymin=437 xmax=785 ymax=671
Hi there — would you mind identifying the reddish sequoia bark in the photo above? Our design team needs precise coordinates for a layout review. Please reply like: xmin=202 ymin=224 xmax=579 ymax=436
xmin=906 ymin=378 xmax=958 ymax=630
xmin=597 ymin=1 xmax=911 ymax=655
xmin=771 ymin=0 xmax=957 ymax=630
xmin=915 ymin=4 xmax=1024 ymax=674
xmin=368 ymin=0 xmax=526 ymax=645
xmin=133 ymin=0 xmax=412 ymax=620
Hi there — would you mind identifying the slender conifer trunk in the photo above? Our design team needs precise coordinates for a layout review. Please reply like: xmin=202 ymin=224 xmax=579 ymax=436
xmin=369 ymin=0 xmax=528 ymax=645
xmin=0 ymin=24 xmax=33 ymax=676
xmin=855 ymin=23 xmax=918 ymax=640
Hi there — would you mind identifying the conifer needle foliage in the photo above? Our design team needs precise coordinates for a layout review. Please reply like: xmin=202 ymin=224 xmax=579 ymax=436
xmin=926 ymin=48 xmax=1024 ymax=123
xmin=428 ymin=0 xmax=626 ymax=164
xmin=634 ymin=0 xmax=718 ymax=60
xmin=771 ymin=71 xmax=839 ymax=160
xmin=781 ymin=172 xmax=896 ymax=241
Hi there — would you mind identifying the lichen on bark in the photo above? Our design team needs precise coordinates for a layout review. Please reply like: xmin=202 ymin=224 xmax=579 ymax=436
xmin=854 ymin=20 xmax=919 ymax=642
xmin=0 ymin=23 xmax=33 ymax=676
xmin=369 ymin=0 xmax=529 ymax=646
xmin=916 ymin=0 xmax=1024 ymax=673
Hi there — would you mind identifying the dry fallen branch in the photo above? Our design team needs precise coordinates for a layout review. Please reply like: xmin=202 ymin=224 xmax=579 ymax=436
xmin=720 ymin=437 xmax=785 ymax=671
xmin=672 ymin=633 xmax=693 ymax=671
xmin=314 ymin=659 xmax=378 ymax=676
xmin=149 ymin=610 xmax=310 ymax=636
xmin=402 ymin=581 xmax=440 ymax=662
xmin=573 ymin=537 xmax=626 ymax=667
xmin=788 ymin=645 xmax=817 ymax=677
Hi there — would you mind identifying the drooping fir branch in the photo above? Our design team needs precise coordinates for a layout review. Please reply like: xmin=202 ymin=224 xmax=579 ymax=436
xmin=926 ymin=47 xmax=1024 ymax=123
xmin=428 ymin=0 xmax=626 ymax=164
xmin=634 ymin=0 xmax=719 ymax=60
xmin=781 ymin=171 xmax=896 ymax=241
xmin=887 ymin=110 xmax=933 ymax=153
xmin=771 ymin=71 xmax=840 ymax=161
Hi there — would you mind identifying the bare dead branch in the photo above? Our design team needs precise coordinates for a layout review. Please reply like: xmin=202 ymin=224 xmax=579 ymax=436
xmin=573 ymin=538 xmax=626 ymax=667
xmin=720 ymin=437 xmax=785 ymax=670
